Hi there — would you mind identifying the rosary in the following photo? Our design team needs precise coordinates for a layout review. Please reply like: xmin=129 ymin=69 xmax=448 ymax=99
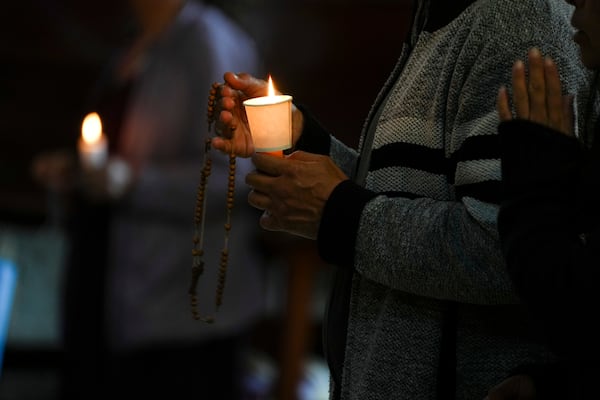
xmin=189 ymin=82 xmax=235 ymax=323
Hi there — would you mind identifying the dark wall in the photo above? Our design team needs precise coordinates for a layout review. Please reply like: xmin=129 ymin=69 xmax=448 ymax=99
xmin=226 ymin=1 xmax=412 ymax=146
xmin=0 ymin=0 xmax=412 ymax=224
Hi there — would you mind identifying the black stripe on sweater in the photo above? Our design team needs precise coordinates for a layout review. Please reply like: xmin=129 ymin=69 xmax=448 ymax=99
xmin=379 ymin=178 xmax=501 ymax=204
xmin=450 ymin=134 xmax=501 ymax=165
xmin=370 ymin=134 xmax=500 ymax=175
xmin=370 ymin=142 xmax=448 ymax=175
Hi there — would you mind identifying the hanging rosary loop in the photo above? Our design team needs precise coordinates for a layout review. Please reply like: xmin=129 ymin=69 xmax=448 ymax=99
xmin=189 ymin=81 xmax=236 ymax=324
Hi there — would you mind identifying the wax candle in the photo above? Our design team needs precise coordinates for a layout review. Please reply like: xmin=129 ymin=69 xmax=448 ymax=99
xmin=78 ymin=112 xmax=108 ymax=169
xmin=243 ymin=76 xmax=292 ymax=158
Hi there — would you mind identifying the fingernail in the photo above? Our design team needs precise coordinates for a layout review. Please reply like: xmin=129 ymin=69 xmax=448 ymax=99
xmin=530 ymin=47 xmax=541 ymax=57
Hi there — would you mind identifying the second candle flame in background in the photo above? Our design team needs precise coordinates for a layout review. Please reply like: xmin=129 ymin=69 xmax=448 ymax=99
xmin=79 ymin=112 xmax=108 ymax=169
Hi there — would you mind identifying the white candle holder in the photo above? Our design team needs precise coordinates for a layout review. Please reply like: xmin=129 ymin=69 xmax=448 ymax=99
xmin=78 ymin=136 xmax=108 ymax=169
xmin=243 ymin=94 xmax=293 ymax=154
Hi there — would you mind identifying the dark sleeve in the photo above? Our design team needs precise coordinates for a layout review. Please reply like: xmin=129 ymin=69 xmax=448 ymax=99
xmin=317 ymin=180 xmax=378 ymax=267
xmin=498 ymin=119 xmax=600 ymax=357
xmin=508 ymin=360 xmax=600 ymax=400
xmin=499 ymin=120 xmax=581 ymax=201
xmin=499 ymin=119 xmax=582 ymax=304
xmin=507 ymin=362 xmax=567 ymax=400
xmin=293 ymin=104 xmax=332 ymax=155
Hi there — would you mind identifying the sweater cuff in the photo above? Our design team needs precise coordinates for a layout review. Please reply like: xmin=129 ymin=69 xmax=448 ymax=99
xmin=294 ymin=104 xmax=331 ymax=155
xmin=317 ymin=179 xmax=377 ymax=267
xmin=499 ymin=120 xmax=581 ymax=191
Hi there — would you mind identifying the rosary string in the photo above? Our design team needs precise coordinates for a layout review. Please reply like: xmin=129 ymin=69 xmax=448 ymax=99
xmin=189 ymin=81 xmax=235 ymax=324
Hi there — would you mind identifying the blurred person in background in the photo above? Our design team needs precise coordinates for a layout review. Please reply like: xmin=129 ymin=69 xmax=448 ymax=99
xmin=32 ymin=0 xmax=267 ymax=398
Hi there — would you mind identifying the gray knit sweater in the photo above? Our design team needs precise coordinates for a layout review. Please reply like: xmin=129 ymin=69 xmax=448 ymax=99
xmin=309 ymin=0 xmax=592 ymax=399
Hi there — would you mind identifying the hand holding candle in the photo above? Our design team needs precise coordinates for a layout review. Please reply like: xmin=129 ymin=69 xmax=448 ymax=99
xmin=243 ymin=76 xmax=292 ymax=158
xmin=78 ymin=112 xmax=108 ymax=169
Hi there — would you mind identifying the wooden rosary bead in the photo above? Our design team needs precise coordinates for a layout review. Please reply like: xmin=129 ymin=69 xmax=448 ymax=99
xmin=191 ymin=248 xmax=203 ymax=257
xmin=189 ymin=81 xmax=236 ymax=323
xmin=215 ymin=250 xmax=229 ymax=307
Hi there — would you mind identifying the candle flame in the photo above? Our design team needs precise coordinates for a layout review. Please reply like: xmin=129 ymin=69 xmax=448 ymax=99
xmin=267 ymin=75 xmax=275 ymax=97
xmin=82 ymin=112 xmax=103 ymax=144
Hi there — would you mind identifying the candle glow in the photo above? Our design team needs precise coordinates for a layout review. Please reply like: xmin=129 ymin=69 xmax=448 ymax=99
xmin=243 ymin=75 xmax=293 ymax=157
xmin=82 ymin=112 xmax=103 ymax=144
xmin=267 ymin=76 xmax=275 ymax=97
xmin=79 ymin=112 xmax=108 ymax=169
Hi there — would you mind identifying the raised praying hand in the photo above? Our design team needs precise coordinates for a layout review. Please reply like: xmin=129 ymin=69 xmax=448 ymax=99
xmin=497 ymin=47 xmax=574 ymax=136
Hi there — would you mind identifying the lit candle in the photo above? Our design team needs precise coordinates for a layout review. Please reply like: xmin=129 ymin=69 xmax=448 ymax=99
xmin=243 ymin=76 xmax=293 ymax=158
xmin=78 ymin=112 xmax=108 ymax=169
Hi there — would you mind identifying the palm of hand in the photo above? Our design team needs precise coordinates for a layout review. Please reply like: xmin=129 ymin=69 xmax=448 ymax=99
xmin=497 ymin=48 xmax=574 ymax=136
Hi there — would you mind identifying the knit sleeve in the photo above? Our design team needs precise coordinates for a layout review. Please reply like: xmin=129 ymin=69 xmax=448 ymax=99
xmin=348 ymin=0 xmax=590 ymax=304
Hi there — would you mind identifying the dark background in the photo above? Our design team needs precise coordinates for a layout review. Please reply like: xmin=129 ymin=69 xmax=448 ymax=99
xmin=0 ymin=1 xmax=412 ymax=398
xmin=0 ymin=0 xmax=412 ymax=224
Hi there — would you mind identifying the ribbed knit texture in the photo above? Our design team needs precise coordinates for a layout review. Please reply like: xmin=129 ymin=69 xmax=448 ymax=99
xmin=317 ymin=0 xmax=592 ymax=399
